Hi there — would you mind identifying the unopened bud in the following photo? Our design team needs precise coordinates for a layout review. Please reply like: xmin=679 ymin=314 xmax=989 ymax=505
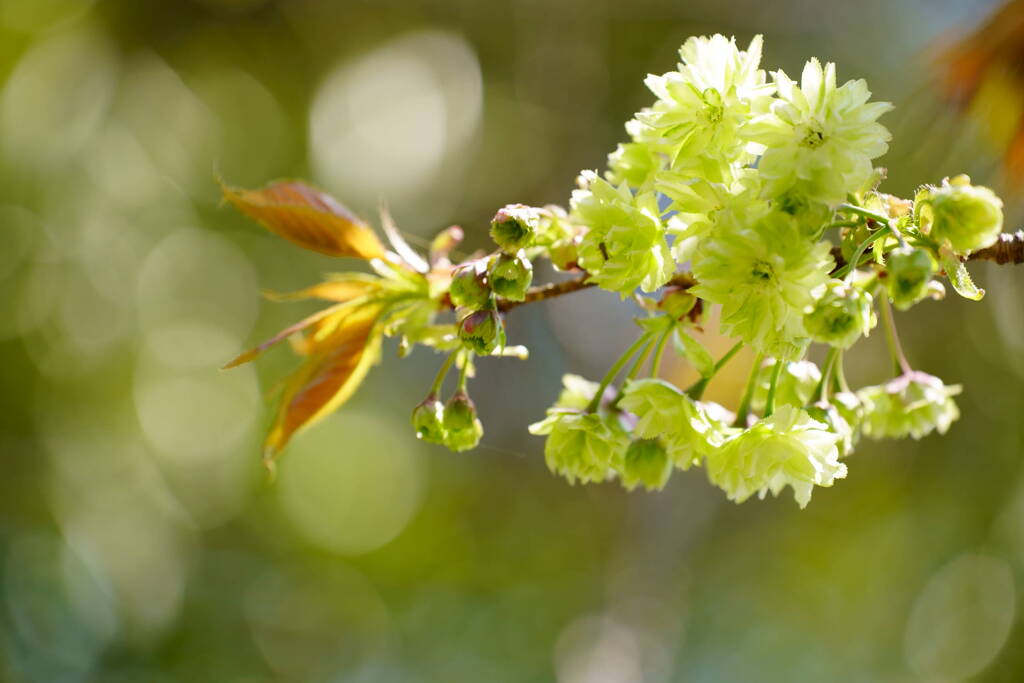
xmin=488 ymin=252 xmax=533 ymax=301
xmin=449 ymin=260 xmax=491 ymax=310
xmin=443 ymin=391 xmax=483 ymax=452
xmin=458 ymin=308 xmax=506 ymax=354
xmin=411 ymin=394 xmax=446 ymax=444
xmin=490 ymin=204 xmax=539 ymax=252
xmin=916 ymin=175 xmax=1003 ymax=255
xmin=429 ymin=225 xmax=464 ymax=265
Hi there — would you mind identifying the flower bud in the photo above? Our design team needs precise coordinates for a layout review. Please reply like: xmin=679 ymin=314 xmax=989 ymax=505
xmin=917 ymin=175 xmax=1003 ymax=255
xmin=457 ymin=308 xmax=505 ymax=354
xmin=659 ymin=287 xmax=697 ymax=320
xmin=804 ymin=280 xmax=875 ymax=349
xmin=884 ymin=246 xmax=937 ymax=311
xmin=490 ymin=204 xmax=539 ymax=252
xmin=620 ymin=438 xmax=673 ymax=491
xmin=443 ymin=391 xmax=483 ymax=452
xmin=547 ymin=235 xmax=582 ymax=272
xmin=411 ymin=394 xmax=446 ymax=444
xmin=448 ymin=260 xmax=491 ymax=310
xmin=488 ymin=252 xmax=533 ymax=301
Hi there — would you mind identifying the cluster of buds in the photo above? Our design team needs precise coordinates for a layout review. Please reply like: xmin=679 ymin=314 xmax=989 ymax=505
xmin=411 ymin=390 xmax=483 ymax=452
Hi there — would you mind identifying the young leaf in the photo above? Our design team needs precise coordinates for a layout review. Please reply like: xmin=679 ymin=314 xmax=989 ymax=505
xmin=223 ymin=180 xmax=386 ymax=258
xmin=262 ymin=277 xmax=381 ymax=303
xmin=939 ymin=248 xmax=985 ymax=301
xmin=263 ymin=303 xmax=385 ymax=464
xmin=674 ymin=330 xmax=714 ymax=378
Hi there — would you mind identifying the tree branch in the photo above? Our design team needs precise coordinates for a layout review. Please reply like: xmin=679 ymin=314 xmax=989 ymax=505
xmin=497 ymin=272 xmax=697 ymax=312
xmin=487 ymin=232 xmax=1024 ymax=314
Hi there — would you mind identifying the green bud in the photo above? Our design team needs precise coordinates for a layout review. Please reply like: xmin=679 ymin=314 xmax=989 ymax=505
xmin=457 ymin=308 xmax=505 ymax=354
xmin=411 ymin=394 xmax=446 ymax=444
xmin=884 ymin=246 xmax=937 ymax=311
xmin=659 ymin=287 xmax=697 ymax=320
xmin=490 ymin=204 xmax=539 ymax=252
xmin=804 ymin=280 xmax=875 ymax=349
xmin=917 ymin=175 xmax=1003 ymax=255
xmin=488 ymin=252 xmax=533 ymax=301
xmin=449 ymin=260 xmax=491 ymax=310
xmin=620 ymin=438 xmax=673 ymax=491
xmin=443 ymin=391 xmax=483 ymax=452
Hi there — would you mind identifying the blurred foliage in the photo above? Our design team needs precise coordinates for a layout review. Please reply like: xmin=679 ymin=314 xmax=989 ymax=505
xmin=1 ymin=0 xmax=1023 ymax=681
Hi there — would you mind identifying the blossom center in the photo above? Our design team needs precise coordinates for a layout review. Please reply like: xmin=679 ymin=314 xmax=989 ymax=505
xmin=800 ymin=125 xmax=826 ymax=149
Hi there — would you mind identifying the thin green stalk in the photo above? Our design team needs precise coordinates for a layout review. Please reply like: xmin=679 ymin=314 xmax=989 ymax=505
xmin=611 ymin=336 xmax=658 ymax=406
xmin=649 ymin=326 xmax=674 ymax=378
xmin=456 ymin=350 xmax=472 ymax=390
xmin=815 ymin=347 xmax=840 ymax=403
xmin=686 ymin=340 xmax=744 ymax=400
xmin=879 ymin=294 xmax=912 ymax=375
xmin=430 ymin=351 xmax=459 ymax=395
xmin=763 ymin=357 xmax=784 ymax=418
xmin=835 ymin=351 xmax=851 ymax=394
xmin=586 ymin=332 xmax=654 ymax=413
xmin=732 ymin=351 xmax=764 ymax=427
xmin=837 ymin=226 xmax=891 ymax=281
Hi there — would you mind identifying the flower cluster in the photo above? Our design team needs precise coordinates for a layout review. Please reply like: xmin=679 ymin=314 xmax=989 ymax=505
xmin=225 ymin=34 xmax=1007 ymax=506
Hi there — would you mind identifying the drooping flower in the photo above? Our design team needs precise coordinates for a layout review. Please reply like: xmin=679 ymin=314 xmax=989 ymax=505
xmin=858 ymin=371 xmax=961 ymax=440
xmin=631 ymin=34 xmax=774 ymax=175
xmin=619 ymin=439 xmax=673 ymax=491
xmin=619 ymin=378 xmax=726 ymax=468
xmin=803 ymin=279 xmax=875 ymax=348
xmin=748 ymin=58 xmax=893 ymax=204
xmin=691 ymin=210 xmax=833 ymax=359
xmin=916 ymin=175 xmax=1004 ymax=255
xmin=572 ymin=172 xmax=674 ymax=295
xmin=443 ymin=391 xmax=484 ymax=452
xmin=884 ymin=246 xmax=938 ymax=310
xmin=528 ymin=410 xmax=628 ymax=484
xmin=411 ymin=393 xmax=446 ymax=444
xmin=706 ymin=405 xmax=846 ymax=508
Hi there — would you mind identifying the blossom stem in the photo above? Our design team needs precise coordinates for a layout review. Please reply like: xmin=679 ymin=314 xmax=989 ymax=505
xmin=815 ymin=347 xmax=841 ymax=403
xmin=687 ymin=340 xmax=744 ymax=400
xmin=430 ymin=351 xmax=459 ymax=395
xmin=586 ymin=332 xmax=655 ymax=413
xmin=836 ymin=351 xmax=851 ymax=394
xmin=733 ymin=351 xmax=764 ymax=427
xmin=879 ymin=294 xmax=912 ymax=375
xmin=456 ymin=350 xmax=472 ymax=391
xmin=764 ymin=357 xmax=784 ymax=418
xmin=649 ymin=326 xmax=674 ymax=378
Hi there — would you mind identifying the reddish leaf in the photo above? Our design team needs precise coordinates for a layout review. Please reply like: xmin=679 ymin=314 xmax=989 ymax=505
xmin=263 ymin=303 xmax=385 ymax=464
xmin=223 ymin=180 xmax=386 ymax=258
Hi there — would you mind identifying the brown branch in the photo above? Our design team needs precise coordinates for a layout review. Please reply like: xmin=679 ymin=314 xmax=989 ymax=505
xmin=970 ymin=230 xmax=1024 ymax=264
xmin=497 ymin=272 xmax=697 ymax=312
xmin=488 ymin=232 xmax=1024 ymax=314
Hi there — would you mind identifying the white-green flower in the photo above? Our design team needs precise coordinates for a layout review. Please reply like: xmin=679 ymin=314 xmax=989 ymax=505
xmin=632 ymin=34 xmax=774 ymax=175
xmin=748 ymin=58 xmax=893 ymax=204
xmin=619 ymin=378 xmax=725 ymax=468
xmin=528 ymin=410 xmax=628 ymax=484
xmin=858 ymin=371 xmax=961 ymax=440
xmin=803 ymin=279 xmax=875 ymax=349
xmin=619 ymin=439 xmax=673 ymax=491
xmin=572 ymin=172 xmax=674 ymax=295
xmin=691 ymin=210 xmax=833 ymax=359
xmin=706 ymin=405 xmax=846 ymax=508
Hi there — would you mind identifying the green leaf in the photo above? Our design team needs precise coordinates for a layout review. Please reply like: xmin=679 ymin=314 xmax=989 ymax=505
xmin=674 ymin=330 xmax=714 ymax=378
xmin=940 ymin=249 xmax=984 ymax=301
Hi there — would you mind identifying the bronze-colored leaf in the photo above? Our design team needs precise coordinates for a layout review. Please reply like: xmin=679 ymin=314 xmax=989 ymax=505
xmin=262 ymin=277 xmax=380 ymax=303
xmin=263 ymin=303 xmax=384 ymax=464
xmin=223 ymin=180 xmax=386 ymax=258
xmin=222 ymin=300 xmax=357 ymax=369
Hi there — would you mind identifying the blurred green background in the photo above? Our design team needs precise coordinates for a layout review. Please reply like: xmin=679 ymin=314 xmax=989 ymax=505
xmin=2 ymin=0 xmax=1023 ymax=680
